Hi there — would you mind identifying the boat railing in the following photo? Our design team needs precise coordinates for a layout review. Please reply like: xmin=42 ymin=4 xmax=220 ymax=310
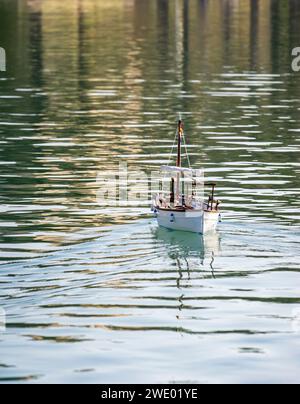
xmin=154 ymin=182 xmax=220 ymax=212
xmin=204 ymin=182 xmax=221 ymax=212
xmin=154 ymin=192 xmax=204 ymax=210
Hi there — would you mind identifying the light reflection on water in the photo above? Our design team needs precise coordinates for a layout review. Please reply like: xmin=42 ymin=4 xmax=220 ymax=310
xmin=0 ymin=0 xmax=300 ymax=383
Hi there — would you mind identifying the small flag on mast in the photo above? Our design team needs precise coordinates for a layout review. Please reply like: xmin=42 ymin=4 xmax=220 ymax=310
xmin=178 ymin=120 xmax=184 ymax=137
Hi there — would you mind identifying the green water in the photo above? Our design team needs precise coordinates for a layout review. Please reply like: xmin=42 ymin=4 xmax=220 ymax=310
xmin=0 ymin=0 xmax=300 ymax=383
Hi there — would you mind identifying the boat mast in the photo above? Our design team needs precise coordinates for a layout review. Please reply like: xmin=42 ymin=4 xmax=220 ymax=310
xmin=177 ymin=120 xmax=183 ymax=168
xmin=176 ymin=120 xmax=183 ymax=204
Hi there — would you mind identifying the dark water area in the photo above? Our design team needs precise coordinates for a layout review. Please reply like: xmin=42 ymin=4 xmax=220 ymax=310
xmin=0 ymin=0 xmax=299 ymax=383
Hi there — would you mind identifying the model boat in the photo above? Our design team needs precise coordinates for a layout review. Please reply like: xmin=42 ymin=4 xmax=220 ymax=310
xmin=152 ymin=120 xmax=221 ymax=234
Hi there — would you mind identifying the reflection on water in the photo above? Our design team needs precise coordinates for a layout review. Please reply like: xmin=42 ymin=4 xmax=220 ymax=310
xmin=153 ymin=227 xmax=221 ymax=278
xmin=0 ymin=0 xmax=300 ymax=384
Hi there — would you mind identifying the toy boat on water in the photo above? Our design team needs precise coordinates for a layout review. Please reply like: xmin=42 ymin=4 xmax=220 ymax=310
xmin=152 ymin=120 xmax=221 ymax=234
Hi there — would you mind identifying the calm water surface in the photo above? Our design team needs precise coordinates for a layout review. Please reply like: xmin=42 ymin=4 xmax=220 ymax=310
xmin=0 ymin=0 xmax=300 ymax=383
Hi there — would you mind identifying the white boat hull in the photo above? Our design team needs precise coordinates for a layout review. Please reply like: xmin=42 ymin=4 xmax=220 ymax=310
xmin=155 ymin=208 xmax=219 ymax=234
